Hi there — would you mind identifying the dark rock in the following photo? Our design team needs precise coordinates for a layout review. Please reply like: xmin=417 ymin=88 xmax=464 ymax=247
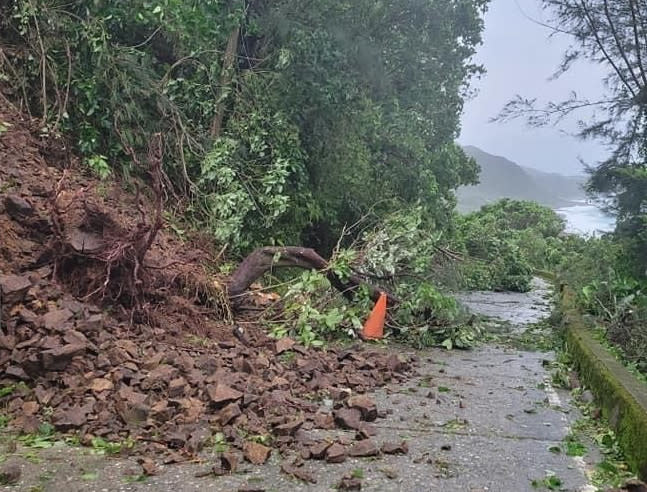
xmin=622 ymin=479 xmax=647 ymax=492
xmin=4 ymin=365 xmax=29 ymax=381
xmin=325 ymin=443 xmax=347 ymax=463
xmin=4 ymin=194 xmax=33 ymax=220
xmin=218 ymin=402 xmax=242 ymax=425
xmin=0 ymin=463 xmax=21 ymax=485
xmin=53 ymin=406 xmax=88 ymax=430
xmin=281 ymin=462 xmax=317 ymax=484
xmin=68 ymin=229 xmax=105 ymax=253
xmin=349 ymin=439 xmax=380 ymax=457
xmin=41 ymin=343 xmax=86 ymax=370
xmin=308 ymin=441 xmax=332 ymax=460
xmin=207 ymin=383 xmax=243 ymax=406
xmin=212 ymin=452 xmax=239 ymax=475
xmin=168 ymin=377 xmax=187 ymax=398
xmin=42 ymin=308 xmax=74 ymax=331
xmin=338 ymin=477 xmax=362 ymax=490
xmin=274 ymin=418 xmax=303 ymax=437
xmin=275 ymin=337 xmax=295 ymax=354
xmin=381 ymin=441 xmax=409 ymax=455
xmin=347 ymin=395 xmax=377 ymax=422
xmin=0 ymin=274 xmax=32 ymax=305
xmin=334 ymin=408 xmax=362 ymax=430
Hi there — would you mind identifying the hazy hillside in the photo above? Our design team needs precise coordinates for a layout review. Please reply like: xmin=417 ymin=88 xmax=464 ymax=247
xmin=457 ymin=146 xmax=586 ymax=212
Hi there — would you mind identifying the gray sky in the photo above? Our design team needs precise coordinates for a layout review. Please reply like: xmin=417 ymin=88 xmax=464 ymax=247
xmin=459 ymin=0 xmax=610 ymax=175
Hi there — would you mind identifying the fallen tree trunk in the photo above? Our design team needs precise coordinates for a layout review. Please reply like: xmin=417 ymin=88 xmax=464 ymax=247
xmin=227 ymin=246 xmax=399 ymax=306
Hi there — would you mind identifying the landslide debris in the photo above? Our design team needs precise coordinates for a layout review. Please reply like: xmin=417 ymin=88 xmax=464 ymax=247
xmin=0 ymin=102 xmax=415 ymax=469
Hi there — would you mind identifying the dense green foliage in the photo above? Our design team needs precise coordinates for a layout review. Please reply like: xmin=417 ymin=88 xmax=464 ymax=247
xmin=558 ymin=236 xmax=647 ymax=376
xmin=495 ymin=0 xmax=647 ymax=375
xmin=450 ymin=199 xmax=566 ymax=292
xmin=499 ymin=1 xmax=647 ymax=269
xmin=266 ymin=205 xmax=478 ymax=349
xmin=0 ymin=0 xmax=487 ymax=252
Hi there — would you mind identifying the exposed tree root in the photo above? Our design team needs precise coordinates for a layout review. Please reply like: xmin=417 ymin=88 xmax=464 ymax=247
xmin=47 ymin=134 xmax=165 ymax=312
xmin=227 ymin=246 xmax=399 ymax=307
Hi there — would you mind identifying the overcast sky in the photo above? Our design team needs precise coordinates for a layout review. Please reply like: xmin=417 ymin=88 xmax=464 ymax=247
xmin=459 ymin=0 xmax=610 ymax=175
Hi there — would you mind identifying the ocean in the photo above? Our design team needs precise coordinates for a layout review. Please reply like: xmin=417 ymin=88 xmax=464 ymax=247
xmin=556 ymin=202 xmax=616 ymax=236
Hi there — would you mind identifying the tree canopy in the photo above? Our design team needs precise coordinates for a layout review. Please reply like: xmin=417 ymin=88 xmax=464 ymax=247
xmin=0 ymin=0 xmax=488 ymax=253
xmin=497 ymin=0 xmax=647 ymax=274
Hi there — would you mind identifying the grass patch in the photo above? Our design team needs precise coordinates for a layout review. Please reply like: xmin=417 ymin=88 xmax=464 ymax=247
xmin=563 ymin=434 xmax=587 ymax=457
xmin=531 ymin=473 xmax=562 ymax=490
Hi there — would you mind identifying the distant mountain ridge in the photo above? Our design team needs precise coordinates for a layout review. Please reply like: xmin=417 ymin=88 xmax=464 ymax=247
xmin=457 ymin=145 xmax=586 ymax=212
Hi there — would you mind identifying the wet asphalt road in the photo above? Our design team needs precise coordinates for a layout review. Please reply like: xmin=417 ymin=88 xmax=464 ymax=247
xmin=1 ymin=279 xmax=600 ymax=491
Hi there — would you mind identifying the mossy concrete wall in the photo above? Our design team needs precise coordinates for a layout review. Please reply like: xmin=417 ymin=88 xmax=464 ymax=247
xmin=561 ymin=287 xmax=647 ymax=480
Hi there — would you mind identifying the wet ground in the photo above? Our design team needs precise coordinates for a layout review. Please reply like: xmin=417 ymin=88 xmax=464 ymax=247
xmin=1 ymin=278 xmax=602 ymax=491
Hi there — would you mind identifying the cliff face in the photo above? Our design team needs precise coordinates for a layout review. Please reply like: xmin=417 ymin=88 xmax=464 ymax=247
xmin=457 ymin=145 xmax=586 ymax=212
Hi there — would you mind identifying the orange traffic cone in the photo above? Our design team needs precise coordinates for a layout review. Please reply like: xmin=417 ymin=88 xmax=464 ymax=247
xmin=361 ymin=292 xmax=387 ymax=340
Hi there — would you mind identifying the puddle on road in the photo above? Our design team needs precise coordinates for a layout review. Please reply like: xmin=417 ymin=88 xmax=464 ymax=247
xmin=455 ymin=277 xmax=553 ymax=329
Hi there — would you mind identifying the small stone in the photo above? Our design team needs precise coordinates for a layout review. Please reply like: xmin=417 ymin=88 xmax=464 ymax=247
xmin=168 ymin=377 xmax=187 ymax=398
xmin=334 ymin=408 xmax=362 ymax=430
xmin=243 ymin=441 xmax=271 ymax=465
xmin=381 ymin=441 xmax=408 ymax=455
xmin=349 ymin=439 xmax=379 ymax=457
xmin=386 ymin=353 xmax=408 ymax=373
xmin=275 ymin=337 xmax=295 ymax=354
xmin=81 ymin=314 xmax=104 ymax=332
xmin=22 ymin=401 xmax=39 ymax=415
xmin=381 ymin=467 xmax=398 ymax=479
xmin=138 ymin=457 xmax=158 ymax=476
xmin=0 ymin=274 xmax=32 ymax=305
xmin=338 ymin=477 xmax=362 ymax=490
xmin=0 ymin=463 xmax=21 ymax=485
xmin=52 ymin=406 xmax=87 ymax=430
xmin=325 ymin=443 xmax=347 ymax=463
xmin=89 ymin=378 xmax=114 ymax=393
xmin=274 ymin=419 xmax=304 ymax=437
xmin=5 ymin=365 xmax=29 ymax=381
xmin=218 ymin=402 xmax=242 ymax=425
xmin=347 ymin=395 xmax=377 ymax=422
xmin=313 ymin=412 xmax=335 ymax=429
xmin=308 ymin=441 xmax=332 ymax=460
xmin=207 ymin=383 xmax=243 ymax=406
xmin=4 ymin=194 xmax=33 ymax=220
xmin=42 ymin=308 xmax=74 ymax=331
xmin=281 ymin=462 xmax=317 ymax=483
xmin=212 ymin=452 xmax=238 ymax=475
xmin=41 ymin=343 xmax=86 ymax=370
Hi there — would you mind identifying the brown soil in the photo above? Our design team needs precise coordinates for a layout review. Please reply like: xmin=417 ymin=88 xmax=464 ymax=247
xmin=0 ymin=102 xmax=414 ymax=472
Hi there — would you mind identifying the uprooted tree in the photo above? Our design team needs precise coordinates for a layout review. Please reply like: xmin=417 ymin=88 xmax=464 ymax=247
xmin=47 ymin=134 xmax=166 ymax=311
xmin=227 ymin=246 xmax=399 ymax=306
